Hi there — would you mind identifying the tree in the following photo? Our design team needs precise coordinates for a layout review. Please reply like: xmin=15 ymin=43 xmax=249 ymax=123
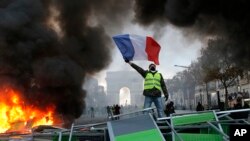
xmin=189 ymin=59 xmax=213 ymax=108
xmin=167 ymin=68 xmax=196 ymax=109
xmin=200 ymin=39 xmax=243 ymax=108
xmin=189 ymin=59 xmax=205 ymax=85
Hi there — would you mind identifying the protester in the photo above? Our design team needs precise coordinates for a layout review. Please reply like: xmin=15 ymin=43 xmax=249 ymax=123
xmin=106 ymin=106 xmax=112 ymax=118
xmin=230 ymin=97 xmax=249 ymax=119
xmin=90 ymin=107 xmax=95 ymax=118
xmin=125 ymin=60 xmax=169 ymax=118
xmin=242 ymin=102 xmax=250 ymax=119
xmin=114 ymin=104 xmax=121 ymax=120
xmin=196 ymin=102 xmax=204 ymax=111
xmin=164 ymin=101 xmax=175 ymax=117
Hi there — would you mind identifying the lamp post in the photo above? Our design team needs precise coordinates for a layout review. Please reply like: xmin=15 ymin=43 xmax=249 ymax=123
xmin=199 ymin=88 xmax=202 ymax=104
xmin=174 ymin=65 xmax=190 ymax=69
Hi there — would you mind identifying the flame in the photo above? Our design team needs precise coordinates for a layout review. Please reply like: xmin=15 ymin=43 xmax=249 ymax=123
xmin=0 ymin=86 xmax=58 ymax=133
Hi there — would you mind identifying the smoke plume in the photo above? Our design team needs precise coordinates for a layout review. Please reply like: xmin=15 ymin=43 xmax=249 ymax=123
xmin=134 ymin=0 xmax=250 ymax=68
xmin=0 ymin=0 xmax=132 ymax=127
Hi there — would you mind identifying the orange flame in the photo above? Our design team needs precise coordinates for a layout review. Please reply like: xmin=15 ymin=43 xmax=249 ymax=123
xmin=0 ymin=86 xmax=58 ymax=133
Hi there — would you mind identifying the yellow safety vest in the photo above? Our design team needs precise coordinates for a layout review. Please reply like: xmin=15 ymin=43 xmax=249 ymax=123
xmin=144 ymin=72 xmax=162 ymax=91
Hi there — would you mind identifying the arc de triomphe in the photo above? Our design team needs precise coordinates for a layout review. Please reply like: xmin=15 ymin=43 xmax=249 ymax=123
xmin=106 ymin=71 xmax=144 ymax=107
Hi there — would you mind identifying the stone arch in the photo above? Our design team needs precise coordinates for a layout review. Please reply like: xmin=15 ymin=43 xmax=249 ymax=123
xmin=106 ymin=71 xmax=144 ymax=107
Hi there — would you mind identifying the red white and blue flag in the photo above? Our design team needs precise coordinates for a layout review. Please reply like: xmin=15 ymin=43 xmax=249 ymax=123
xmin=112 ymin=34 xmax=161 ymax=65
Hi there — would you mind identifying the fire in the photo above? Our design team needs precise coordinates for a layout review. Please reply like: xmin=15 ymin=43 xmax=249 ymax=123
xmin=0 ymin=86 xmax=58 ymax=133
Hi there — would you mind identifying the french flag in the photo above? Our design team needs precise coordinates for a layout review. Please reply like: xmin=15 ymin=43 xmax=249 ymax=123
xmin=112 ymin=34 xmax=161 ymax=65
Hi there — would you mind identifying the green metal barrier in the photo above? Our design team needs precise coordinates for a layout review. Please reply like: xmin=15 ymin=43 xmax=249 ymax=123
xmin=174 ymin=133 xmax=223 ymax=141
xmin=115 ymin=129 xmax=163 ymax=141
xmin=107 ymin=113 xmax=165 ymax=141
xmin=170 ymin=111 xmax=226 ymax=141
xmin=172 ymin=112 xmax=215 ymax=126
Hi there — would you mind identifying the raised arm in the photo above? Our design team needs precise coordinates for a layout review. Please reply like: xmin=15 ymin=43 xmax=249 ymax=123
xmin=125 ymin=59 xmax=147 ymax=78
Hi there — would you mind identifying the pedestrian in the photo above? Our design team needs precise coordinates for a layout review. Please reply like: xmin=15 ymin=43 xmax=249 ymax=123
xmin=234 ymin=97 xmax=243 ymax=109
xmin=164 ymin=101 xmax=175 ymax=117
xmin=230 ymin=97 xmax=245 ymax=119
xmin=114 ymin=104 xmax=121 ymax=120
xmin=106 ymin=106 xmax=112 ymax=118
xmin=243 ymin=102 xmax=249 ymax=109
xmin=90 ymin=107 xmax=95 ymax=118
xmin=196 ymin=102 xmax=204 ymax=111
xmin=125 ymin=60 xmax=169 ymax=118
xmin=242 ymin=102 xmax=250 ymax=119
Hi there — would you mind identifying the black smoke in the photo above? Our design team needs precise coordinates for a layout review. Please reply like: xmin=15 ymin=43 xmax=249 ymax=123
xmin=134 ymin=0 xmax=250 ymax=68
xmin=0 ymin=0 xmax=132 ymax=127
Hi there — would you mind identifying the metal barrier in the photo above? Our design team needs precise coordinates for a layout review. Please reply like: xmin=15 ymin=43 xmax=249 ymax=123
xmin=107 ymin=113 xmax=165 ymax=141
xmin=66 ymin=107 xmax=157 ymax=141
xmin=157 ymin=108 xmax=250 ymax=141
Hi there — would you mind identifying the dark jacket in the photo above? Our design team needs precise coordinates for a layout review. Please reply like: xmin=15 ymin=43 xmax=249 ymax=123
xmin=196 ymin=103 xmax=204 ymax=111
xmin=165 ymin=102 xmax=175 ymax=117
xmin=130 ymin=63 xmax=168 ymax=98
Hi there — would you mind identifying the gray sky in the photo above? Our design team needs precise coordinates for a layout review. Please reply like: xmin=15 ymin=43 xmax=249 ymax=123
xmin=94 ymin=18 xmax=204 ymax=88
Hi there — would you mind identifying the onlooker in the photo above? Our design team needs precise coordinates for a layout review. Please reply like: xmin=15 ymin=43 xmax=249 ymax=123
xmin=164 ymin=101 xmax=175 ymax=117
xmin=106 ymin=106 xmax=112 ymax=118
xmin=243 ymin=102 xmax=250 ymax=109
xmin=242 ymin=102 xmax=250 ymax=119
xmin=230 ymin=97 xmax=248 ymax=119
xmin=114 ymin=104 xmax=121 ymax=120
xmin=90 ymin=107 xmax=95 ymax=118
xmin=234 ymin=97 xmax=242 ymax=109
xmin=196 ymin=102 xmax=204 ymax=111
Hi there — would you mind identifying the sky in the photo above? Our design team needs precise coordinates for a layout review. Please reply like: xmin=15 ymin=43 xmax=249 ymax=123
xmin=94 ymin=18 xmax=204 ymax=88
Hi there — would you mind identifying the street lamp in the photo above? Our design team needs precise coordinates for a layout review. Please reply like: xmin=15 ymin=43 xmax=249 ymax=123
xmin=174 ymin=65 xmax=190 ymax=69
xmin=200 ymin=89 xmax=202 ymax=104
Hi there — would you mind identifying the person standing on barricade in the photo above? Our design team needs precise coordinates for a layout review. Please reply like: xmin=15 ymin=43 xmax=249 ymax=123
xmin=125 ymin=60 xmax=169 ymax=118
